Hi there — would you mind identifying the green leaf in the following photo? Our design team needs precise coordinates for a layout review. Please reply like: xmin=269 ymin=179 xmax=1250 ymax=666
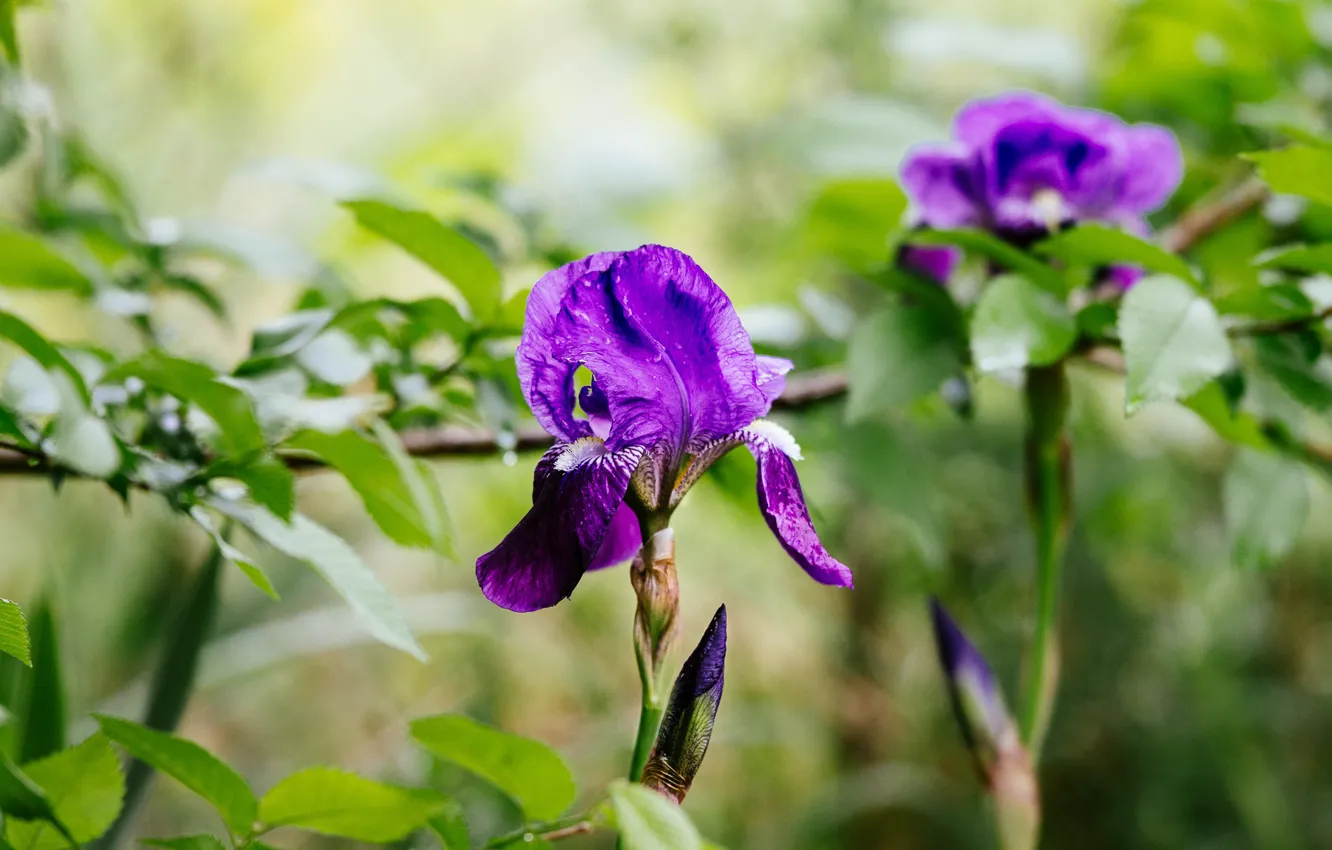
xmin=1244 ymin=146 xmax=1332 ymax=207
xmin=1035 ymin=224 xmax=1196 ymax=284
xmin=845 ymin=297 xmax=962 ymax=421
xmin=0 ymin=600 xmax=28 ymax=667
xmin=426 ymin=799 xmax=469 ymax=850
xmin=370 ymin=420 xmax=452 ymax=556
xmin=212 ymin=498 xmax=425 ymax=660
xmin=0 ymin=107 xmax=29 ymax=170
xmin=1224 ymin=449 xmax=1308 ymax=570
xmin=409 ymin=714 xmax=575 ymax=821
xmin=1254 ymin=334 xmax=1332 ymax=412
xmin=285 ymin=426 xmax=449 ymax=552
xmin=142 ymin=835 xmax=227 ymax=850
xmin=0 ymin=754 xmax=72 ymax=842
xmin=95 ymin=716 xmax=256 ymax=835
xmin=1255 ymin=243 xmax=1332 ymax=276
xmin=0 ymin=310 xmax=89 ymax=402
xmin=187 ymin=508 xmax=278 ymax=599
xmin=0 ymin=233 xmax=91 ymax=295
xmin=106 ymin=354 xmax=264 ymax=457
xmin=1183 ymin=383 xmax=1269 ymax=450
xmin=969 ymin=274 xmax=1076 ymax=373
xmin=48 ymin=371 xmax=120 ymax=479
xmin=5 ymin=734 xmax=125 ymax=850
xmin=805 ymin=178 xmax=907 ymax=271
xmin=906 ymin=229 xmax=1066 ymax=294
xmin=258 ymin=767 xmax=447 ymax=842
xmin=343 ymin=200 xmax=501 ymax=322
xmin=1119 ymin=274 xmax=1233 ymax=413
xmin=199 ymin=455 xmax=295 ymax=521
xmin=14 ymin=600 xmax=63 ymax=764
xmin=1214 ymin=283 xmax=1313 ymax=321
xmin=607 ymin=780 xmax=700 ymax=850
xmin=0 ymin=0 xmax=18 ymax=65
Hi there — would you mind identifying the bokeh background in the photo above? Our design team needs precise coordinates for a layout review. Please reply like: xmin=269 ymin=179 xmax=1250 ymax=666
xmin=2 ymin=0 xmax=1332 ymax=847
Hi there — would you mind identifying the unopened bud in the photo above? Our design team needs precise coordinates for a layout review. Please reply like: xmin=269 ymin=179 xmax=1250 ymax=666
xmin=642 ymin=604 xmax=726 ymax=802
xmin=632 ymin=528 xmax=679 ymax=676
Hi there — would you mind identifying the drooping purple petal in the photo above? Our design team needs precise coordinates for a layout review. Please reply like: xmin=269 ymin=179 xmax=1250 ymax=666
xmin=1119 ymin=124 xmax=1184 ymax=214
xmin=643 ymin=604 xmax=727 ymax=803
xmin=742 ymin=423 xmax=853 ymax=588
xmin=589 ymin=501 xmax=643 ymax=570
xmin=900 ymin=245 xmax=960 ymax=284
xmin=900 ymin=143 xmax=985 ymax=228
xmin=754 ymin=355 xmax=793 ymax=406
xmin=477 ymin=440 xmax=645 ymax=611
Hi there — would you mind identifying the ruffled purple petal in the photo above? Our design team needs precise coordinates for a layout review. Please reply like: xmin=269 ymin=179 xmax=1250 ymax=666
xmin=754 ymin=355 xmax=793 ymax=406
xmin=743 ymin=426 xmax=852 ymax=587
xmin=900 ymin=143 xmax=985 ymax=228
xmin=952 ymin=91 xmax=1063 ymax=148
xmin=477 ymin=440 xmax=645 ymax=611
xmin=1118 ymin=124 xmax=1183 ymax=214
xmin=588 ymin=501 xmax=643 ymax=570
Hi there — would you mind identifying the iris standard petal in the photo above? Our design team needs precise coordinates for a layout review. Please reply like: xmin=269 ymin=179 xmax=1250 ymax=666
xmin=517 ymin=251 xmax=619 ymax=442
xmin=742 ymin=422 xmax=853 ymax=588
xmin=477 ymin=440 xmax=646 ymax=611
xmin=952 ymin=90 xmax=1062 ymax=147
xmin=900 ymin=142 xmax=985 ymax=228
xmin=589 ymin=501 xmax=643 ymax=570
xmin=754 ymin=355 xmax=794 ymax=406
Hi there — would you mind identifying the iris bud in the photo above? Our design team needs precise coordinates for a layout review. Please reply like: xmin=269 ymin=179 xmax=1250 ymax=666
xmin=632 ymin=527 xmax=680 ymax=677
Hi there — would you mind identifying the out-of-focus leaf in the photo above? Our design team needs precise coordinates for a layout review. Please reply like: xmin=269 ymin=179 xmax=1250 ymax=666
xmin=212 ymin=498 xmax=425 ymax=660
xmin=846 ymin=296 xmax=962 ymax=420
xmin=1254 ymin=334 xmax=1332 ymax=411
xmin=142 ymin=835 xmax=227 ymax=850
xmin=248 ymin=310 xmax=334 ymax=362
xmin=95 ymin=716 xmax=256 ymax=835
xmin=161 ymin=275 xmax=226 ymax=320
xmin=1119 ymin=275 xmax=1233 ymax=413
xmin=1244 ymin=147 xmax=1332 ymax=207
xmin=427 ymin=799 xmax=469 ymax=850
xmin=370 ymin=419 xmax=452 ymax=556
xmin=607 ymin=780 xmax=700 ymax=850
xmin=200 ymin=454 xmax=295 ymax=521
xmin=257 ymin=767 xmax=447 ymax=842
xmin=295 ymin=330 xmax=372 ymax=387
xmin=0 ymin=601 xmax=28 ymax=668
xmin=805 ymin=178 xmax=907 ymax=271
xmin=0 ymin=0 xmax=18 ymax=64
xmin=285 ymin=426 xmax=448 ymax=552
xmin=188 ymin=507 xmax=278 ymax=599
xmin=0 ymin=753 xmax=71 ymax=841
xmin=969 ymin=274 xmax=1076 ymax=373
xmin=48 ymin=371 xmax=120 ymax=479
xmin=410 ymin=714 xmax=574 ymax=821
xmin=13 ymin=600 xmax=62 ymax=764
xmin=0 ymin=310 xmax=89 ymax=401
xmin=1035 ymin=224 xmax=1196 ymax=284
xmin=342 ymin=200 xmax=501 ymax=321
xmin=1183 ymin=383 xmax=1269 ymax=450
xmin=0 ymin=107 xmax=28 ymax=169
xmin=0 ymin=232 xmax=91 ymax=295
xmin=1215 ymin=283 xmax=1313 ymax=321
xmin=906 ymin=229 xmax=1065 ymax=294
xmin=5 ymin=734 xmax=125 ymax=850
xmin=107 ymin=354 xmax=264 ymax=457
xmin=1255 ymin=243 xmax=1332 ymax=275
xmin=2 ymin=358 xmax=56 ymax=417
xmin=1224 ymin=449 xmax=1308 ymax=569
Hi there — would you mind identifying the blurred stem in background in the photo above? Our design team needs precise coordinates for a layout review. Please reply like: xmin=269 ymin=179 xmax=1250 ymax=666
xmin=1020 ymin=364 xmax=1070 ymax=761
xmin=98 ymin=542 xmax=223 ymax=850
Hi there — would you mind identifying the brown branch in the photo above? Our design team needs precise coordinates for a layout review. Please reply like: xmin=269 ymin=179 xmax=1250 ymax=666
xmin=1160 ymin=175 xmax=1268 ymax=255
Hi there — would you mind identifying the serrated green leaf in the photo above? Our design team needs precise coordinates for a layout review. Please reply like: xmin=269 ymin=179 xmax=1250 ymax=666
xmin=106 ymin=354 xmax=264 ymax=457
xmin=1035 ymin=224 xmax=1196 ymax=284
xmin=0 ymin=232 xmax=91 ymax=295
xmin=0 ymin=0 xmax=18 ymax=65
xmin=1224 ymin=449 xmax=1308 ymax=570
xmin=1255 ymin=243 xmax=1332 ymax=276
xmin=343 ymin=200 xmax=501 ymax=322
xmin=13 ymin=600 xmax=62 ymax=764
xmin=95 ymin=716 xmax=256 ymax=835
xmin=258 ymin=767 xmax=447 ymax=842
xmin=142 ymin=835 xmax=226 ymax=850
xmin=969 ymin=274 xmax=1076 ymax=373
xmin=906 ymin=229 xmax=1066 ymax=294
xmin=1119 ymin=274 xmax=1233 ymax=413
xmin=409 ymin=714 xmax=574 ymax=821
xmin=5 ymin=734 xmax=125 ymax=850
xmin=607 ymin=780 xmax=700 ymax=850
xmin=426 ymin=799 xmax=469 ymax=850
xmin=285 ymin=427 xmax=447 ymax=552
xmin=1244 ymin=146 xmax=1332 ymax=207
xmin=845 ymin=298 xmax=962 ymax=421
xmin=1182 ymin=383 xmax=1269 ymax=450
xmin=0 ymin=601 xmax=28 ymax=667
xmin=187 ymin=508 xmax=278 ymax=600
xmin=212 ymin=498 xmax=425 ymax=660
xmin=805 ymin=178 xmax=907 ymax=271
xmin=200 ymin=455 xmax=295 ymax=521
xmin=0 ymin=754 xmax=71 ymax=842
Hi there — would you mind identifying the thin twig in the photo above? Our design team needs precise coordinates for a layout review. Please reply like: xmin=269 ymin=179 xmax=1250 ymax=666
xmin=1160 ymin=175 xmax=1269 ymax=255
xmin=1229 ymin=305 xmax=1332 ymax=338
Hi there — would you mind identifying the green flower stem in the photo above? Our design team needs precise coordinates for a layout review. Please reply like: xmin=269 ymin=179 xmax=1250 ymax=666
xmin=629 ymin=653 xmax=665 ymax=782
xmin=1019 ymin=363 xmax=1071 ymax=760
xmin=626 ymin=523 xmax=678 ymax=782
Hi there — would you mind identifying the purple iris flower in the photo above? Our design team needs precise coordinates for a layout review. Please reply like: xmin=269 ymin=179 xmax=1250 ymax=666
xmin=477 ymin=245 xmax=852 ymax=612
xmin=900 ymin=91 xmax=1183 ymax=284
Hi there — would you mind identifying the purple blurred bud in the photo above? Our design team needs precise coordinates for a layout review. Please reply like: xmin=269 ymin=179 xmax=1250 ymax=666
xmin=899 ymin=244 xmax=961 ymax=284
xmin=642 ymin=604 xmax=726 ymax=803
xmin=930 ymin=598 xmax=1012 ymax=781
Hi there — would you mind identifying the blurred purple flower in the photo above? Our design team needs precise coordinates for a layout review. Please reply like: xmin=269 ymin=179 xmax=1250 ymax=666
xmin=900 ymin=245 xmax=960 ymax=284
xmin=477 ymin=245 xmax=852 ymax=612
xmin=900 ymin=91 xmax=1182 ymax=284
xmin=930 ymin=598 xmax=1014 ymax=780
xmin=643 ymin=604 xmax=727 ymax=802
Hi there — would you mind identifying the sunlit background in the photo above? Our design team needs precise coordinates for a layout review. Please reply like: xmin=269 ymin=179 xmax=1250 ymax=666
xmin=3 ymin=0 xmax=1332 ymax=847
